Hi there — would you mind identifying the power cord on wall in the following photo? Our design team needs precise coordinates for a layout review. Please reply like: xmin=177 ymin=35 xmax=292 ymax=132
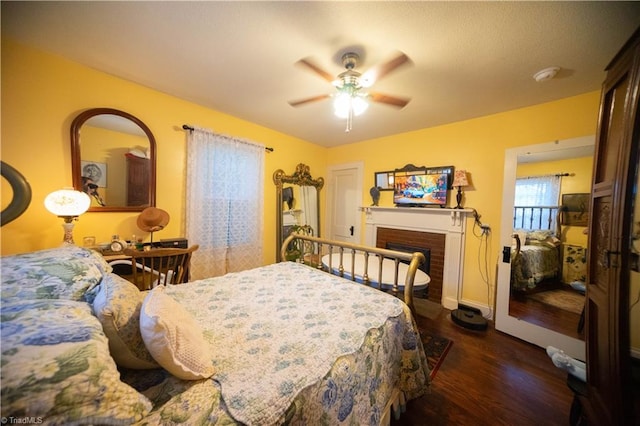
xmin=450 ymin=208 xmax=492 ymax=330
xmin=470 ymin=208 xmax=494 ymax=320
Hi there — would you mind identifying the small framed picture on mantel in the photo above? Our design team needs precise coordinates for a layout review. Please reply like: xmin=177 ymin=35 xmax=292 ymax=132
xmin=374 ymin=171 xmax=395 ymax=190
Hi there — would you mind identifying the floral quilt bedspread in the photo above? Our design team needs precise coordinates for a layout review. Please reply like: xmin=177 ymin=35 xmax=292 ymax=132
xmin=511 ymin=244 xmax=560 ymax=291
xmin=130 ymin=261 xmax=430 ymax=425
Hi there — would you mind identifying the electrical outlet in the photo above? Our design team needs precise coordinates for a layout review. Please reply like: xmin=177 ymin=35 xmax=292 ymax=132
xmin=480 ymin=224 xmax=491 ymax=234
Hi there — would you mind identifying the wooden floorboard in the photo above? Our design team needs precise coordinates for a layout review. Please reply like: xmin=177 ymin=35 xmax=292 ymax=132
xmin=509 ymin=288 xmax=584 ymax=341
xmin=392 ymin=306 xmax=575 ymax=425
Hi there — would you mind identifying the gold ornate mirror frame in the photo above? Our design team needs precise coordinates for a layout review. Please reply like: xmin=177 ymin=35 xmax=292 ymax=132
xmin=273 ymin=163 xmax=324 ymax=261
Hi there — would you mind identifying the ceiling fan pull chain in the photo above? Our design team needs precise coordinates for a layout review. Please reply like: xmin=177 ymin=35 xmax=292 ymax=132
xmin=345 ymin=101 xmax=353 ymax=133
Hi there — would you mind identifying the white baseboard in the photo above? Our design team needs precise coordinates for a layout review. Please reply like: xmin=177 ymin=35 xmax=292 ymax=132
xmin=441 ymin=296 xmax=458 ymax=311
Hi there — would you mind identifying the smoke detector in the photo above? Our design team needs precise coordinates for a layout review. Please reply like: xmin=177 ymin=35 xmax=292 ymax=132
xmin=533 ymin=66 xmax=560 ymax=82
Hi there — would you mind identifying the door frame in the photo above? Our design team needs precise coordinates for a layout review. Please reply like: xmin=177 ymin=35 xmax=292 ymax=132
xmin=326 ymin=162 xmax=364 ymax=244
xmin=495 ymin=136 xmax=592 ymax=360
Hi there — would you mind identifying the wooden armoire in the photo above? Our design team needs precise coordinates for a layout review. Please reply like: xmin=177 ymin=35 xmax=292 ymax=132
xmin=126 ymin=153 xmax=150 ymax=207
xmin=582 ymin=26 xmax=640 ymax=424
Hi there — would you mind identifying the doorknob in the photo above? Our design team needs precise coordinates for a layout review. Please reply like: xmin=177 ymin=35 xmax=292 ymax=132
xmin=349 ymin=226 xmax=354 ymax=236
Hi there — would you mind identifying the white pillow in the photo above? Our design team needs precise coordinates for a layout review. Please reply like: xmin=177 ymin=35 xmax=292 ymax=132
xmin=140 ymin=287 xmax=215 ymax=380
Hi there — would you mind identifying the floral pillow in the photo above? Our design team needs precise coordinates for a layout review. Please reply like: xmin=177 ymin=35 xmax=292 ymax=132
xmin=527 ymin=230 xmax=561 ymax=249
xmin=1 ymin=298 xmax=152 ymax=424
xmin=92 ymin=273 xmax=159 ymax=369
xmin=526 ymin=229 xmax=553 ymax=241
xmin=1 ymin=245 xmax=111 ymax=303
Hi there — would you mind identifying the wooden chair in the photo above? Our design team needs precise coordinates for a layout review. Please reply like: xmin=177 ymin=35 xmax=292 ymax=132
xmin=122 ymin=245 xmax=199 ymax=290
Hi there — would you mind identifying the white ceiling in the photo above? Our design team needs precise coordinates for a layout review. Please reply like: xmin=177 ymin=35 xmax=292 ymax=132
xmin=3 ymin=1 xmax=639 ymax=147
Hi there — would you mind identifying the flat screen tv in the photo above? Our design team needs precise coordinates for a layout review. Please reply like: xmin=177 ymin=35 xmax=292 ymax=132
xmin=393 ymin=165 xmax=453 ymax=207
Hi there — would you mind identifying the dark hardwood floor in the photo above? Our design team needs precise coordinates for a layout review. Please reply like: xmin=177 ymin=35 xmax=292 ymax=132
xmin=392 ymin=306 xmax=575 ymax=425
xmin=509 ymin=287 xmax=584 ymax=341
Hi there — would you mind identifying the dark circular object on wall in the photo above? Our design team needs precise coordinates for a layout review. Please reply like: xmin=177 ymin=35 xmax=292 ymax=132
xmin=1 ymin=161 xmax=32 ymax=226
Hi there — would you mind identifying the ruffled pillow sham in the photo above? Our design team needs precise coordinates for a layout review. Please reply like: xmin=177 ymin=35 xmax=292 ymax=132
xmin=140 ymin=286 xmax=215 ymax=380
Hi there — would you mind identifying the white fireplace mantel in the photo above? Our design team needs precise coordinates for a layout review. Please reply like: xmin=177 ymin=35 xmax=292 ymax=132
xmin=362 ymin=206 xmax=473 ymax=309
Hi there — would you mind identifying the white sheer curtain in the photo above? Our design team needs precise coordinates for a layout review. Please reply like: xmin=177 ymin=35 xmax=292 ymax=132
xmin=514 ymin=175 xmax=561 ymax=230
xmin=299 ymin=185 xmax=317 ymax=235
xmin=186 ymin=127 xmax=264 ymax=279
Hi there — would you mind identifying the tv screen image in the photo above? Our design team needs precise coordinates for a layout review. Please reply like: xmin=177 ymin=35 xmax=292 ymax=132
xmin=394 ymin=172 xmax=449 ymax=206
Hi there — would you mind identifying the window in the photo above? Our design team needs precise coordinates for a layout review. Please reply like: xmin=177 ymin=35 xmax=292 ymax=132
xmin=186 ymin=129 xmax=265 ymax=279
xmin=514 ymin=175 xmax=560 ymax=230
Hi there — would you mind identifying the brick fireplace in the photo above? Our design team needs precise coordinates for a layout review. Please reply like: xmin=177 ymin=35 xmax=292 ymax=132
xmin=376 ymin=227 xmax=443 ymax=303
xmin=363 ymin=207 xmax=470 ymax=310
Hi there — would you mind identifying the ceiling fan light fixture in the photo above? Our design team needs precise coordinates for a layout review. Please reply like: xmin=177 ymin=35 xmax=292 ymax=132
xmin=333 ymin=92 xmax=368 ymax=118
xmin=290 ymin=50 xmax=410 ymax=132
xmin=333 ymin=93 xmax=351 ymax=118
xmin=352 ymin=96 xmax=369 ymax=116
xmin=360 ymin=72 xmax=375 ymax=88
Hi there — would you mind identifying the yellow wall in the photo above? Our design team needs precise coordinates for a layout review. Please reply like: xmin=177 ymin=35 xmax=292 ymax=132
xmin=1 ymin=38 xmax=326 ymax=263
xmin=326 ymin=92 xmax=600 ymax=305
xmin=2 ymin=38 xmax=602 ymax=310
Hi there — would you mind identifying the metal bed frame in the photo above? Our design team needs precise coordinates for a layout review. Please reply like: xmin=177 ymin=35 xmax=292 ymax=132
xmin=280 ymin=233 xmax=426 ymax=312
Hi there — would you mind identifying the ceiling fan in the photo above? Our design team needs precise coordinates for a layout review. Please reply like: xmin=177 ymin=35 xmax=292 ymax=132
xmin=288 ymin=51 xmax=411 ymax=132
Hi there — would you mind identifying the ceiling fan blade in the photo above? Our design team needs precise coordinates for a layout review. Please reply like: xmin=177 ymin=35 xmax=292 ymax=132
xmin=296 ymin=58 xmax=335 ymax=83
xmin=361 ymin=52 xmax=411 ymax=87
xmin=369 ymin=92 xmax=410 ymax=108
xmin=288 ymin=94 xmax=331 ymax=107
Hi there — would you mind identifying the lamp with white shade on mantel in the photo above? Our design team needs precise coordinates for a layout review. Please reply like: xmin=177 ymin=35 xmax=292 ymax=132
xmin=452 ymin=170 xmax=469 ymax=209
xmin=44 ymin=188 xmax=91 ymax=244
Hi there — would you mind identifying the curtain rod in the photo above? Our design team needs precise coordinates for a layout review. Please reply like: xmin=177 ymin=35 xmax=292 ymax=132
xmin=182 ymin=124 xmax=274 ymax=152
xmin=521 ymin=172 xmax=572 ymax=179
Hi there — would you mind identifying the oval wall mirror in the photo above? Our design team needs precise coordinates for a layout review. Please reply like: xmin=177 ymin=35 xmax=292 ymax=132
xmin=71 ymin=108 xmax=156 ymax=212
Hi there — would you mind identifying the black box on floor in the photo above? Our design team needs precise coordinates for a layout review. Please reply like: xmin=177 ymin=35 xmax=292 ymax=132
xmin=451 ymin=304 xmax=488 ymax=331
xmin=159 ymin=238 xmax=188 ymax=249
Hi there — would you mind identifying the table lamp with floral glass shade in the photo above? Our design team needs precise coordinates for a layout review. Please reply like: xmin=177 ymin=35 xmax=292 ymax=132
xmin=452 ymin=169 xmax=469 ymax=209
xmin=44 ymin=188 xmax=91 ymax=244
